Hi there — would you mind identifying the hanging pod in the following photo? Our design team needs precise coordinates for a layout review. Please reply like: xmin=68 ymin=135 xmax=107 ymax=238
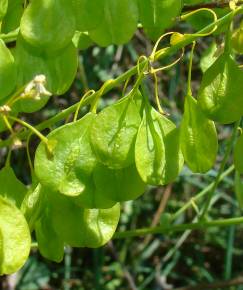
xmin=0 ymin=197 xmax=31 ymax=275
xmin=135 ymin=103 xmax=183 ymax=185
xmin=34 ymin=113 xmax=114 ymax=209
xmin=20 ymin=0 xmax=76 ymax=53
xmin=180 ymin=94 xmax=218 ymax=173
xmin=0 ymin=39 xmax=17 ymax=100
xmin=93 ymin=163 xmax=146 ymax=202
xmin=71 ymin=0 xmax=103 ymax=31
xmin=13 ymin=36 xmax=78 ymax=113
xmin=89 ymin=0 xmax=138 ymax=47
xmin=90 ymin=92 xmax=142 ymax=169
xmin=47 ymin=190 xmax=120 ymax=248
xmin=35 ymin=206 xmax=64 ymax=263
xmin=138 ymin=0 xmax=183 ymax=40
xmin=234 ymin=133 xmax=243 ymax=174
xmin=198 ymin=53 xmax=243 ymax=124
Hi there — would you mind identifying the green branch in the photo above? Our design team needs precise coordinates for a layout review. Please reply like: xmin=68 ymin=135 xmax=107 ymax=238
xmin=0 ymin=7 xmax=242 ymax=149
xmin=113 ymin=216 xmax=243 ymax=239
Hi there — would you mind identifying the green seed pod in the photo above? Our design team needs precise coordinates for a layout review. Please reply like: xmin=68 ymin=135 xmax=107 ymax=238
xmin=48 ymin=190 xmax=120 ymax=248
xmin=0 ymin=0 xmax=8 ymax=21
xmin=0 ymin=196 xmax=31 ymax=275
xmin=135 ymin=103 xmax=183 ymax=185
xmin=93 ymin=163 xmax=146 ymax=202
xmin=1 ymin=0 xmax=23 ymax=33
xmin=180 ymin=94 xmax=218 ymax=173
xmin=235 ymin=172 xmax=243 ymax=210
xmin=20 ymin=0 xmax=76 ymax=52
xmin=0 ymin=39 xmax=17 ymax=100
xmin=198 ymin=53 xmax=243 ymax=124
xmin=90 ymin=93 xmax=142 ymax=169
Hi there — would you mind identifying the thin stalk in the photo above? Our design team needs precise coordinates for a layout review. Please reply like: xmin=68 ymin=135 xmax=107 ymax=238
xmin=172 ymin=165 xmax=235 ymax=221
xmin=200 ymin=120 xmax=241 ymax=219
xmin=113 ymin=216 xmax=243 ymax=239
xmin=187 ymin=42 xmax=196 ymax=96
xmin=7 ymin=115 xmax=49 ymax=145
xmin=0 ymin=7 xmax=241 ymax=149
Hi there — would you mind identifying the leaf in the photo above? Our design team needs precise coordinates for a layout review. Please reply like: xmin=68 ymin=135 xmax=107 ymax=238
xmin=0 ymin=196 xmax=31 ymax=275
xmin=93 ymin=163 xmax=146 ymax=202
xmin=0 ymin=39 xmax=17 ymax=100
xmin=138 ymin=0 xmax=183 ymax=40
xmin=35 ymin=207 xmax=64 ymax=263
xmin=89 ymin=0 xmax=138 ymax=46
xmin=20 ymin=0 xmax=76 ymax=53
xmin=0 ymin=166 xmax=27 ymax=208
xmin=234 ymin=133 xmax=243 ymax=174
xmin=180 ymin=94 xmax=218 ymax=173
xmin=13 ymin=36 xmax=78 ymax=113
xmin=90 ymin=94 xmax=142 ymax=169
xmin=135 ymin=104 xmax=183 ymax=185
xmin=48 ymin=190 xmax=120 ymax=248
xmin=235 ymin=172 xmax=243 ymax=209
xmin=198 ymin=53 xmax=243 ymax=124
xmin=71 ymin=0 xmax=103 ymax=31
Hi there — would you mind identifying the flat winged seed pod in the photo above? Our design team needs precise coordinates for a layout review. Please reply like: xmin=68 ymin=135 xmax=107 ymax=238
xmin=0 ymin=197 xmax=31 ymax=275
xmin=47 ymin=190 xmax=120 ymax=248
xmin=180 ymin=94 xmax=218 ymax=173
xmin=90 ymin=94 xmax=142 ymax=169
xmin=135 ymin=104 xmax=183 ymax=186
xmin=198 ymin=53 xmax=243 ymax=124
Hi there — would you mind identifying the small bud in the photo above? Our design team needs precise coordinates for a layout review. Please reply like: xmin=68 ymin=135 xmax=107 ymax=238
xmin=21 ymin=74 xmax=52 ymax=101
xmin=170 ymin=32 xmax=184 ymax=46
xmin=0 ymin=105 xmax=11 ymax=114
xmin=12 ymin=137 xmax=23 ymax=149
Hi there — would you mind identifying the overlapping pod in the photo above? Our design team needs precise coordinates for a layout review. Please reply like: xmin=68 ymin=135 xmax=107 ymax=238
xmin=1 ymin=0 xmax=23 ymax=33
xmin=180 ymin=94 xmax=218 ymax=173
xmin=47 ymin=190 xmax=120 ymax=248
xmin=198 ymin=53 xmax=243 ymax=124
xmin=138 ymin=0 xmax=183 ymax=39
xmin=93 ymin=163 xmax=146 ymax=202
xmin=0 ymin=39 xmax=17 ymax=101
xmin=90 ymin=93 xmax=142 ymax=169
xmin=20 ymin=0 xmax=76 ymax=53
xmin=0 ymin=0 xmax=8 ymax=21
xmin=135 ymin=102 xmax=183 ymax=186
xmin=234 ymin=133 xmax=243 ymax=174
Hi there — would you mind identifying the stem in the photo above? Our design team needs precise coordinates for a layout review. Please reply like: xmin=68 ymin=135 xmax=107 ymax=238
xmin=187 ymin=42 xmax=196 ymax=96
xmin=113 ymin=216 xmax=243 ymax=239
xmin=200 ymin=119 xmax=241 ymax=219
xmin=172 ymin=165 xmax=235 ymax=221
xmin=0 ymin=28 xmax=19 ymax=43
xmin=0 ymin=8 xmax=240 ymax=149
xmin=7 ymin=116 xmax=49 ymax=145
